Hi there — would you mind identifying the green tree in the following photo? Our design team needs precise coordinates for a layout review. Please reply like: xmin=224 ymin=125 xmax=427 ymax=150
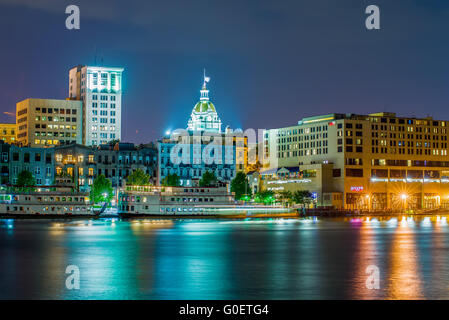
xmin=292 ymin=190 xmax=313 ymax=205
xmin=161 ymin=174 xmax=180 ymax=187
xmin=199 ymin=171 xmax=217 ymax=187
xmin=90 ymin=174 xmax=113 ymax=204
xmin=254 ymin=190 xmax=275 ymax=204
xmin=127 ymin=168 xmax=151 ymax=186
xmin=231 ymin=172 xmax=252 ymax=200
xmin=278 ymin=190 xmax=293 ymax=205
xmin=16 ymin=170 xmax=36 ymax=187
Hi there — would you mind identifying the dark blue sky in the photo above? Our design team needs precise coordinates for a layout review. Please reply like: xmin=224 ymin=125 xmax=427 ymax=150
xmin=1 ymin=0 xmax=449 ymax=143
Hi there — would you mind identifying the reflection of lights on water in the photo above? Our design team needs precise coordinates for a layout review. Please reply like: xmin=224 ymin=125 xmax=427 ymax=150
xmin=219 ymin=218 xmax=314 ymax=225
xmin=400 ymin=217 xmax=408 ymax=227
xmin=130 ymin=219 xmax=174 ymax=231
xmin=421 ymin=217 xmax=431 ymax=227
xmin=387 ymin=218 xmax=398 ymax=226
xmin=6 ymin=219 xmax=14 ymax=229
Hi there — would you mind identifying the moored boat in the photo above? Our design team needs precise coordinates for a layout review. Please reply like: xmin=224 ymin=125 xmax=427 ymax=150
xmin=0 ymin=184 xmax=97 ymax=218
xmin=118 ymin=185 xmax=296 ymax=218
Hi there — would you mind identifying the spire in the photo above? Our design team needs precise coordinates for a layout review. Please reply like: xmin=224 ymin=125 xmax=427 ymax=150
xmin=200 ymin=69 xmax=210 ymax=101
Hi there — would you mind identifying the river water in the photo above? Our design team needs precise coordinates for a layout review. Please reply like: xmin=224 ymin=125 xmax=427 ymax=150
xmin=0 ymin=216 xmax=448 ymax=299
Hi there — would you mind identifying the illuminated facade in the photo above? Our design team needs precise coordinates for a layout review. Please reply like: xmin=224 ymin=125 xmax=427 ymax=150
xmin=69 ymin=65 xmax=124 ymax=146
xmin=159 ymin=73 xmax=248 ymax=186
xmin=187 ymin=75 xmax=222 ymax=133
xmin=54 ymin=143 xmax=157 ymax=191
xmin=157 ymin=133 xmax=238 ymax=186
xmin=263 ymin=112 xmax=449 ymax=210
xmin=16 ymin=99 xmax=82 ymax=148
xmin=0 ymin=123 xmax=16 ymax=144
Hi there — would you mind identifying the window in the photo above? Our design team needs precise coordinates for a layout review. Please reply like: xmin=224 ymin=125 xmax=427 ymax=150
xmin=346 ymin=168 xmax=363 ymax=177
xmin=333 ymin=169 xmax=341 ymax=177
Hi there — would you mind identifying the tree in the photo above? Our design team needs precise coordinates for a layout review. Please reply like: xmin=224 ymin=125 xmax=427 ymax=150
xmin=254 ymin=190 xmax=275 ymax=204
xmin=127 ymin=168 xmax=151 ymax=186
xmin=278 ymin=190 xmax=293 ymax=205
xmin=161 ymin=174 xmax=180 ymax=187
xmin=231 ymin=172 xmax=252 ymax=200
xmin=199 ymin=171 xmax=217 ymax=187
xmin=16 ymin=170 xmax=36 ymax=187
xmin=90 ymin=175 xmax=113 ymax=204
xmin=292 ymin=190 xmax=313 ymax=206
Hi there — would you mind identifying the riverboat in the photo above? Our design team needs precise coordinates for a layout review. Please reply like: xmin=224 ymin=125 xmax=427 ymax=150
xmin=118 ymin=185 xmax=296 ymax=218
xmin=0 ymin=185 xmax=96 ymax=218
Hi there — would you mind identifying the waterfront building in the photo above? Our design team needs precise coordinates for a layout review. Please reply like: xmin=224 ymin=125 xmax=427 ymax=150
xmin=53 ymin=144 xmax=96 ymax=191
xmin=158 ymin=133 xmax=238 ymax=186
xmin=263 ymin=112 xmax=449 ymax=210
xmin=16 ymin=98 xmax=82 ymax=148
xmin=0 ymin=142 xmax=11 ymax=184
xmin=95 ymin=142 xmax=158 ymax=188
xmin=69 ymin=65 xmax=124 ymax=146
xmin=9 ymin=144 xmax=55 ymax=186
xmin=158 ymin=74 xmax=246 ymax=186
xmin=0 ymin=123 xmax=16 ymax=144
xmin=54 ymin=142 xmax=157 ymax=191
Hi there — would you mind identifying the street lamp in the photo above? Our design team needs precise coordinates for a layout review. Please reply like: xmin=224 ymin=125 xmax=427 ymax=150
xmin=400 ymin=193 xmax=407 ymax=211
xmin=365 ymin=194 xmax=370 ymax=211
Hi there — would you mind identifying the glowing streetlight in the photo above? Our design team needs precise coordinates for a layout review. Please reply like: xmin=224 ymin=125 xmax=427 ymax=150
xmin=400 ymin=193 xmax=408 ymax=211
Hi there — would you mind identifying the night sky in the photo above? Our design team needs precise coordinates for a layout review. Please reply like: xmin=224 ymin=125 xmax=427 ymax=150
xmin=1 ymin=0 xmax=449 ymax=143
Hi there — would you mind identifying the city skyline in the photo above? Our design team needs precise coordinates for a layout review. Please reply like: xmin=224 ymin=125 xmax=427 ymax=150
xmin=1 ymin=1 xmax=449 ymax=144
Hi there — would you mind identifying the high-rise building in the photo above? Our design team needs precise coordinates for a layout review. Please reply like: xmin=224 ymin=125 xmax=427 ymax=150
xmin=69 ymin=65 xmax=124 ymax=146
xmin=263 ymin=112 xmax=449 ymax=210
xmin=0 ymin=123 xmax=16 ymax=144
xmin=16 ymin=99 xmax=82 ymax=148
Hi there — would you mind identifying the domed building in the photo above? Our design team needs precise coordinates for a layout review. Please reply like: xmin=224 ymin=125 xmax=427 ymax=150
xmin=187 ymin=75 xmax=222 ymax=133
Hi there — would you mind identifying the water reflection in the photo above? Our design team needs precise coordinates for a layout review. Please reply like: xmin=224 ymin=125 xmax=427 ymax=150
xmin=351 ymin=219 xmax=382 ymax=299
xmin=1 ymin=216 xmax=449 ymax=299
xmin=387 ymin=217 xmax=423 ymax=299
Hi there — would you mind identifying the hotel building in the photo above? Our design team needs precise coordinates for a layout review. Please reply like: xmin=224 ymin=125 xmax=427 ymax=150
xmin=0 ymin=123 xmax=16 ymax=144
xmin=16 ymin=99 xmax=82 ymax=148
xmin=69 ymin=65 xmax=124 ymax=146
xmin=263 ymin=112 xmax=449 ymax=210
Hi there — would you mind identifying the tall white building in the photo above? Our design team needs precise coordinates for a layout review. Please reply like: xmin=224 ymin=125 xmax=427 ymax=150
xmin=69 ymin=65 xmax=124 ymax=146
